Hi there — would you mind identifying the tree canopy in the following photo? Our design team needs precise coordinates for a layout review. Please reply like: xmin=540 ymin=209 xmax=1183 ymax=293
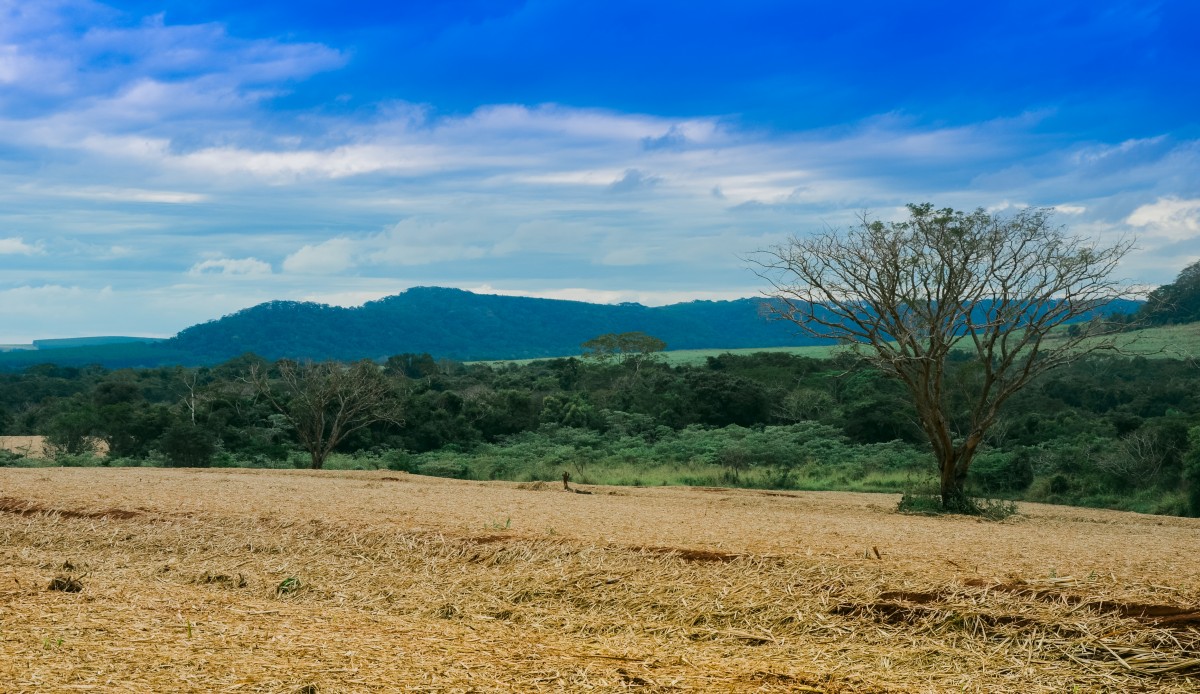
xmin=755 ymin=203 xmax=1134 ymax=511
xmin=1140 ymin=259 xmax=1200 ymax=325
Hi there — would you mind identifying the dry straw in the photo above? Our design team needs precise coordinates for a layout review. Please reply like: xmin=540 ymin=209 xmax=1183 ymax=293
xmin=1 ymin=467 xmax=1197 ymax=692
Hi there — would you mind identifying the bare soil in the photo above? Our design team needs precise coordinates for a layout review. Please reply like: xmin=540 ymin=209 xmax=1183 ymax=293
xmin=1 ymin=467 xmax=1197 ymax=692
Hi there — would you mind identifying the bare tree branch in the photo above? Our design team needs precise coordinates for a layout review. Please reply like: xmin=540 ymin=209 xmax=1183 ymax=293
xmin=248 ymin=359 xmax=401 ymax=469
xmin=752 ymin=203 xmax=1135 ymax=511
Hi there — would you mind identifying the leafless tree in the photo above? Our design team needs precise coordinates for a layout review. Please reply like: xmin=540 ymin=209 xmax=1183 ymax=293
xmin=174 ymin=367 xmax=207 ymax=425
xmin=249 ymin=359 xmax=401 ymax=469
xmin=1091 ymin=431 xmax=1167 ymax=486
xmin=754 ymin=203 xmax=1134 ymax=511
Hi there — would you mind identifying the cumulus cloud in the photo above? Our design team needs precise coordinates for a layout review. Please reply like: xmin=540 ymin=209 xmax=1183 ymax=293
xmin=282 ymin=238 xmax=357 ymax=274
xmin=282 ymin=221 xmax=492 ymax=275
xmin=188 ymin=257 xmax=272 ymax=276
xmin=0 ymin=237 xmax=41 ymax=255
xmin=1126 ymin=197 xmax=1200 ymax=242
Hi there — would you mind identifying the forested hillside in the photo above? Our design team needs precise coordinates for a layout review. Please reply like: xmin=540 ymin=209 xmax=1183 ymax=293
xmin=0 ymin=287 xmax=1144 ymax=371
xmin=1140 ymin=259 xmax=1200 ymax=325
xmin=165 ymin=288 xmax=830 ymax=361
xmin=0 ymin=288 xmax=826 ymax=370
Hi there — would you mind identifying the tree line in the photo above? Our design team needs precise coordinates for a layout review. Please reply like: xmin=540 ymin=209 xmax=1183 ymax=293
xmin=1 ymin=346 xmax=1198 ymax=516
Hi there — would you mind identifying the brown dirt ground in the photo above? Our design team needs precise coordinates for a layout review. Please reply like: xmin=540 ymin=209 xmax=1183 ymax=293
xmin=1 ymin=467 xmax=1198 ymax=693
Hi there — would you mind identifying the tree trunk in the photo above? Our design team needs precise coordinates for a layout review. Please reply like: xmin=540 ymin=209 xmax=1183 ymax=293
xmin=938 ymin=455 xmax=969 ymax=512
xmin=939 ymin=437 xmax=981 ymax=513
xmin=310 ymin=450 xmax=325 ymax=469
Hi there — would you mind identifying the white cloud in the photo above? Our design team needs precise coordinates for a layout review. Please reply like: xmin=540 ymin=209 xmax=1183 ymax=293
xmin=42 ymin=185 xmax=208 ymax=204
xmin=1126 ymin=197 xmax=1200 ymax=242
xmin=188 ymin=257 xmax=272 ymax=276
xmin=282 ymin=238 xmax=357 ymax=274
xmin=175 ymin=143 xmax=446 ymax=182
xmin=0 ymin=237 xmax=41 ymax=254
xmin=282 ymin=221 xmax=493 ymax=274
xmin=986 ymin=200 xmax=1029 ymax=212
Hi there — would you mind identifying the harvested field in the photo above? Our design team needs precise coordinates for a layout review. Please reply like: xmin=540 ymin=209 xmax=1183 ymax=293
xmin=1 ymin=468 xmax=1198 ymax=692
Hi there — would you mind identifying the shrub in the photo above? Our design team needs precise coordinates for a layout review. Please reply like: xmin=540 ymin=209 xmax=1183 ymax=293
xmin=898 ymin=487 xmax=1019 ymax=520
xmin=160 ymin=423 xmax=217 ymax=468
xmin=383 ymin=449 xmax=416 ymax=472
xmin=970 ymin=449 xmax=1034 ymax=494
xmin=0 ymin=450 xmax=28 ymax=467
xmin=896 ymin=490 xmax=944 ymax=515
xmin=1184 ymin=427 xmax=1200 ymax=517
xmin=417 ymin=459 xmax=470 ymax=479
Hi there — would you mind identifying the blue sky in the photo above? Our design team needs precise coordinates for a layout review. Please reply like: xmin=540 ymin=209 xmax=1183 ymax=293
xmin=1 ymin=0 xmax=1198 ymax=342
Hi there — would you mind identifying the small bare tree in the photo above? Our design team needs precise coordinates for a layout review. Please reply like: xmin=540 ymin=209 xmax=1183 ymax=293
xmin=249 ymin=359 xmax=400 ymax=469
xmin=755 ymin=203 xmax=1134 ymax=511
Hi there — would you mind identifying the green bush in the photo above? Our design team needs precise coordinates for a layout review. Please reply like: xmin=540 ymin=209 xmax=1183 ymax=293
xmin=970 ymin=449 xmax=1034 ymax=494
xmin=0 ymin=450 xmax=28 ymax=467
xmin=896 ymin=489 xmax=944 ymax=515
xmin=417 ymin=459 xmax=470 ymax=479
xmin=898 ymin=487 xmax=1019 ymax=520
xmin=383 ymin=450 xmax=416 ymax=472
xmin=160 ymin=422 xmax=217 ymax=467
xmin=1184 ymin=427 xmax=1200 ymax=517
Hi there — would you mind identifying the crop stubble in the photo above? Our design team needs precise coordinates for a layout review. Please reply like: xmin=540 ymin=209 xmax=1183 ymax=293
xmin=1 ymin=467 xmax=1198 ymax=692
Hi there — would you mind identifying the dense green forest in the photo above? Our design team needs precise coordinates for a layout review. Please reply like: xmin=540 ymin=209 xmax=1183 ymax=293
xmin=2 ymin=345 xmax=1197 ymax=517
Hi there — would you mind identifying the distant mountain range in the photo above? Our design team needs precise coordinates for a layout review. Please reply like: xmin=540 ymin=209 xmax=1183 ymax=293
xmin=0 ymin=287 xmax=1144 ymax=371
xmin=167 ymin=287 xmax=815 ymax=363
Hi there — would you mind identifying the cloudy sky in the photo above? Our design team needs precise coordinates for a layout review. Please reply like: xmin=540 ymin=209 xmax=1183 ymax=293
xmin=1 ymin=0 xmax=1198 ymax=342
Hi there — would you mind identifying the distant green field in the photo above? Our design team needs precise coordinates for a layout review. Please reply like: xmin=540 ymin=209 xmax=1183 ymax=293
xmin=471 ymin=344 xmax=845 ymax=367
xmin=660 ymin=323 xmax=1198 ymax=365
xmin=655 ymin=344 xmax=843 ymax=365
xmin=1041 ymin=322 xmax=1200 ymax=359
xmin=473 ymin=321 xmax=1197 ymax=368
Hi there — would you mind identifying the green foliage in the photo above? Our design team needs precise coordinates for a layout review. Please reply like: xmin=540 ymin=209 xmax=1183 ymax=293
xmin=1184 ymin=427 xmax=1200 ymax=517
xmin=2 ymin=341 xmax=1198 ymax=517
xmin=897 ymin=488 xmax=1019 ymax=520
xmin=160 ymin=422 xmax=217 ymax=468
xmin=416 ymin=459 xmax=470 ymax=479
xmin=1140 ymin=259 xmax=1200 ymax=326
xmin=580 ymin=332 xmax=667 ymax=366
xmin=969 ymin=449 xmax=1034 ymax=495
xmin=0 ymin=450 xmax=30 ymax=467
xmin=896 ymin=490 xmax=945 ymax=515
